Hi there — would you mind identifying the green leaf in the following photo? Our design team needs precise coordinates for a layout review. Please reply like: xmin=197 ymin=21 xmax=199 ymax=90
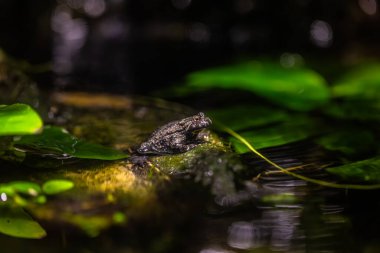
xmin=14 ymin=126 xmax=129 ymax=160
xmin=332 ymin=63 xmax=380 ymax=100
xmin=208 ymin=105 xmax=288 ymax=131
xmin=5 ymin=181 xmax=42 ymax=197
xmin=42 ymin=179 xmax=74 ymax=195
xmin=0 ymin=206 xmax=46 ymax=239
xmin=317 ymin=129 xmax=376 ymax=157
xmin=230 ymin=117 xmax=322 ymax=153
xmin=327 ymin=157 xmax=380 ymax=183
xmin=0 ymin=104 xmax=42 ymax=136
xmin=186 ymin=61 xmax=330 ymax=111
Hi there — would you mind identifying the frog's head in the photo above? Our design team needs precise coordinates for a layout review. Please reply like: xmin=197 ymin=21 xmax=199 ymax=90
xmin=182 ymin=112 xmax=212 ymax=131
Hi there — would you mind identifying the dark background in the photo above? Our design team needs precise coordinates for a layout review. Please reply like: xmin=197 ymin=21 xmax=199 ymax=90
xmin=1 ymin=0 xmax=379 ymax=93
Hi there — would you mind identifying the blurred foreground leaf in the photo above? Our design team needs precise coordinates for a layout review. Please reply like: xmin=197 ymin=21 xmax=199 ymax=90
xmin=0 ymin=206 xmax=46 ymax=239
xmin=0 ymin=104 xmax=42 ymax=136
xmin=327 ymin=157 xmax=380 ymax=183
xmin=186 ymin=61 xmax=330 ymax=111
xmin=42 ymin=179 xmax=74 ymax=195
xmin=14 ymin=126 xmax=129 ymax=160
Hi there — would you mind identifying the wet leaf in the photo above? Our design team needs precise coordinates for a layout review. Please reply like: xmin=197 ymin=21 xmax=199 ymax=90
xmin=325 ymin=101 xmax=380 ymax=121
xmin=0 ymin=104 xmax=42 ymax=136
xmin=208 ymin=105 xmax=288 ymax=131
xmin=14 ymin=126 xmax=129 ymax=160
xmin=42 ymin=179 xmax=74 ymax=195
xmin=186 ymin=61 xmax=330 ymax=111
xmin=327 ymin=157 xmax=380 ymax=183
xmin=0 ymin=181 xmax=42 ymax=197
xmin=230 ymin=117 xmax=322 ymax=153
xmin=332 ymin=63 xmax=380 ymax=100
xmin=0 ymin=206 xmax=46 ymax=239
xmin=317 ymin=129 xmax=376 ymax=157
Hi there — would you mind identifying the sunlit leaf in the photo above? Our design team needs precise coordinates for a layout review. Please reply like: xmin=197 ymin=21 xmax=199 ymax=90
xmin=14 ymin=126 xmax=129 ymax=160
xmin=42 ymin=179 xmax=74 ymax=195
xmin=186 ymin=61 xmax=330 ymax=111
xmin=0 ymin=206 xmax=46 ymax=239
xmin=230 ymin=117 xmax=322 ymax=153
xmin=327 ymin=157 xmax=380 ymax=183
xmin=0 ymin=104 xmax=42 ymax=136
xmin=2 ymin=181 xmax=42 ymax=197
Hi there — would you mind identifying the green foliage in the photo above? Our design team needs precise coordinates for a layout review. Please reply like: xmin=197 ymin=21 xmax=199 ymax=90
xmin=317 ymin=129 xmax=376 ymax=157
xmin=0 ymin=206 xmax=46 ymax=239
xmin=332 ymin=63 xmax=380 ymax=99
xmin=1 ymin=181 xmax=42 ymax=197
xmin=0 ymin=104 xmax=42 ymax=136
xmin=186 ymin=61 xmax=330 ymax=111
xmin=42 ymin=179 xmax=74 ymax=195
xmin=326 ymin=63 xmax=380 ymax=121
xmin=229 ymin=116 xmax=321 ymax=153
xmin=0 ymin=179 xmax=74 ymax=207
xmin=208 ymin=105 xmax=288 ymax=131
xmin=14 ymin=126 xmax=129 ymax=160
xmin=327 ymin=157 xmax=380 ymax=183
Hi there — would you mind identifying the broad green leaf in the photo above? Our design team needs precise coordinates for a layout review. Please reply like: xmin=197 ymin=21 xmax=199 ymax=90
xmin=208 ymin=105 xmax=288 ymax=131
xmin=186 ymin=62 xmax=330 ymax=111
xmin=317 ymin=129 xmax=376 ymax=157
xmin=332 ymin=63 xmax=380 ymax=99
xmin=327 ymin=157 xmax=380 ymax=183
xmin=325 ymin=101 xmax=380 ymax=121
xmin=14 ymin=126 xmax=129 ymax=160
xmin=42 ymin=179 xmax=74 ymax=195
xmin=230 ymin=117 xmax=322 ymax=153
xmin=0 ymin=206 xmax=46 ymax=239
xmin=0 ymin=104 xmax=42 ymax=136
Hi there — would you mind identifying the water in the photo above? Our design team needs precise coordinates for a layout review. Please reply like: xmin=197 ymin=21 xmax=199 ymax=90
xmin=0 ymin=92 xmax=379 ymax=253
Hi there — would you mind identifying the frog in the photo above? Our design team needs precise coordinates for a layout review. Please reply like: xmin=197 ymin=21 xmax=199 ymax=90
xmin=136 ymin=112 xmax=212 ymax=155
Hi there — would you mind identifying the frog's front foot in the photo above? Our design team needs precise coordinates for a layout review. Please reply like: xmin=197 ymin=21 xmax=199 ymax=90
xmin=130 ymin=155 xmax=150 ymax=168
xmin=176 ymin=143 xmax=198 ymax=153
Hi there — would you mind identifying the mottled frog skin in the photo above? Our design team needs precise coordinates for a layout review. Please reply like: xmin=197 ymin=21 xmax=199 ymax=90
xmin=136 ymin=112 xmax=212 ymax=155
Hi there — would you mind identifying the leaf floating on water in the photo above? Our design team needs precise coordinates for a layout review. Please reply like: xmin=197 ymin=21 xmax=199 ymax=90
xmin=327 ymin=157 xmax=380 ymax=183
xmin=0 ymin=103 xmax=43 ymax=136
xmin=186 ymin=61 xmax=330 ymax=111
xmin=230 ymin=117 xmax=322 ymax=153
xmin=208 ymin=105 xmax=288 ymax=131
xmin=317 ymin=129 xmax=376 ymax=157
xmin=14 ymin=126 xmax=129 ymax=160
xmin=0 ymin=206 xmax=47 ymax=239
xmin=42 ymin=179 xmax=74 ymax=195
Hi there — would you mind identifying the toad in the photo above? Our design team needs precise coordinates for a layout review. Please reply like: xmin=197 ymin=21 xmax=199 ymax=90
xmin=136 ymin=112 xmax=212 ymax=155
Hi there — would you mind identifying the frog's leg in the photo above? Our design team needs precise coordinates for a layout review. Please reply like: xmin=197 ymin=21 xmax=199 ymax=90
xmin=173 ymin=143 xmax=198 ymax=153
